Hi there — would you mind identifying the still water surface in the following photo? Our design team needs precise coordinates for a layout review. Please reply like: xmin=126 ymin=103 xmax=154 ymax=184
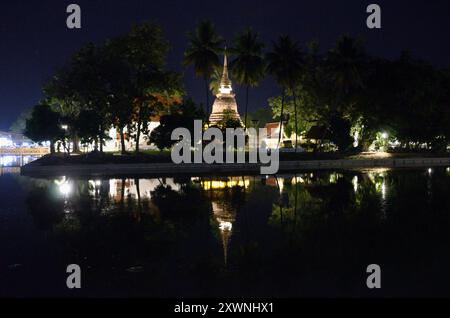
xmin=2 ymin=157 xmax=450 ymax=297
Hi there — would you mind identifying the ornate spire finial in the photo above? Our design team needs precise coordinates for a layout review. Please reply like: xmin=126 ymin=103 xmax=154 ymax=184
xmin=224 ymin=46 xmax=228 ymax=67
xmin=219 ymin=48 xmax=232 ymax=94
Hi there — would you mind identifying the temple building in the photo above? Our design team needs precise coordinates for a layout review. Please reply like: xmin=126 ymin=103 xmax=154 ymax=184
xmin=209 ymin=53 xmax=242 ymax=125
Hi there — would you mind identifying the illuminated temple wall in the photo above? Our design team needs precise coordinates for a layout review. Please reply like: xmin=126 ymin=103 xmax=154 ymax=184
xmin=77 ymin=122 xmax=160 ymax=153
xmin=103 ymin=122 xmax=160 ymax=152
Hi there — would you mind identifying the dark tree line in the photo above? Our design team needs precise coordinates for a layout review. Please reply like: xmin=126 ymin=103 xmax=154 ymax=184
xmin=268 ymin=37 xmax=450 ymax=152
xmin=25 ymin=21 xmax=184 ymax=154
xmin=23 ymin=19 xmax=450 ymax=154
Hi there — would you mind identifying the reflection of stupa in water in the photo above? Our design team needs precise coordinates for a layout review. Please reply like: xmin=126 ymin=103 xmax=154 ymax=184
xmin=211 ymin=201 xmax=236 ymax=265
xmin=199 ymin=177 xmax=249 ymax=265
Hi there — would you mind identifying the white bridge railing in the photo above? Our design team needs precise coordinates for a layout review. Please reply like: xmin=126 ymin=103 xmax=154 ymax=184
xmin=0 ymin=147 xmax=50 ymax=155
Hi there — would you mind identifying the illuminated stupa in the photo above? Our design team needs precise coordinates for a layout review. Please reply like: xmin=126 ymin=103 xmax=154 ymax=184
xmin=209 ymin=53 xmax=241 ymax=124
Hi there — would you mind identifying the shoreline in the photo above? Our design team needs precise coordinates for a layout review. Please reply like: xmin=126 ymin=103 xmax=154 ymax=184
xmin=20 ymin=157 xmax=450 ymax=178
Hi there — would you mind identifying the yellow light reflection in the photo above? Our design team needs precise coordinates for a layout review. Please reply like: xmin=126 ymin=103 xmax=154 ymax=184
xmin=201 ymin=178 xmax=250 ymax=190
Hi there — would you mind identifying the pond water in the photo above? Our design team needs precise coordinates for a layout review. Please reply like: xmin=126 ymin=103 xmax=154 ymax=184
xmin=2 ymin=156 xmax=450 ymax=297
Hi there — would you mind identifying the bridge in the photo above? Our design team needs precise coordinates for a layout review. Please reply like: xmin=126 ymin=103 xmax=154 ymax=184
xmin=0 ymin=147 xmax=49 ymax=156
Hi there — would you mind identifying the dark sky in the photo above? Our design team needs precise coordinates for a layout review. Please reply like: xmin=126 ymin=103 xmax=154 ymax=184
xmin=1 ymin=0 xmax=449 ymax=130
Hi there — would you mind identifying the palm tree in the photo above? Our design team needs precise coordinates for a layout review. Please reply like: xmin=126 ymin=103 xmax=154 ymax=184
xmin=266 ymin=36 xmax=303 ymax=149
xmin=209 ymin=66 xmax=222 ymax=96
xmin=229 ymin=28 xmax=265 ymax=130
xmin=326 ymin=35 xmax=367 ymax=102
xmin=324 ymin=36 xmax=368 ymax=151
xmin=183 ymin=20 xmax=223 ymax=118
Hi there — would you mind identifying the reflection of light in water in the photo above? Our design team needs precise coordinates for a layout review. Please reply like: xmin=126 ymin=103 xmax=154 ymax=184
xmin=201 ymin=178 xmax=250 ymax=191
xmin=55 ymin=177 xmax=72 ymax=196
xmin=88 ymin=180 xmax=104 ymax=196
xmin=363 ymin=168 xmax=391 ymax=176
xmin=211 ymin=201 xmax=236 ymax=266
xmin=428 ymin=168 xmax=433 ymax=176
xmin=373 ymin=178 xmax=386 ymax=198
xmin=381 ymin=181 xmax=386 ymax=200
xmin=219 ymin=221 xmax=233 ymax=232
xmin=367 ymin=169 xmax=389 ymax=185
xmin=367 ymin=170 xmax=388 ymax=216
xmin=59 ymin=182 xmax=72 ymax=196
xmin=278 ymin=178 xmax=284 ymax=194
xmin=292 ymin=176 xmax=305 ymax=184
xmin=0 ymin=167 xmax=20 ymax=175
xmin=352 ymin=176 xmax=359 ymax=193
xmin=329 ymin=172 xmax=344 ymax=184
xmin=108 ymin=178 xmax=181 ymax=201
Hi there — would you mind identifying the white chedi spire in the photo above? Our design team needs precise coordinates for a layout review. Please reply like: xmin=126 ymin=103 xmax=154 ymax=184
xmin=219 ymin=50 xmax=233 ymax=95
xmin=208 ymin=49 xmax=242 ymax=124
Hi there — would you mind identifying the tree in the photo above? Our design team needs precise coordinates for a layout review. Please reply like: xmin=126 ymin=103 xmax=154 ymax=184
xmin=246 ymin=107 xmax=273 ymax=128
xmin=296 ymin=36 xmax=368 ymax=152
xmin=215 ymin=109 xmax=244 ymax=131
xmin=44 ymin=76 xmax=83 ymax=154
xmin=130 ymin=71 xmax=184 ymax=153
xmin=266 ymin=36 xmax=304 ymax=149
xmin=268 ymin=83 xmax=317 ymax=139
xmin=41 ymin=22 xmax=181 ymax=155
xmin=10 ymin=108 xmax=32 ymax=134
xmin=75 ymin=108 xmax=110 ymax=150
xmin=67 ymin=44 xmax=112 ymax=152
xmin=184 ymin=20 xmax=223 ymax=117
xmin=121 ymin=22 xmax=184 ymax=153
xmin=43 ymin=43 xmax=112 ymax=154
xmin=229 ymin=28 xmax=265 ymax=130
xmin=24 ymin=104 xmax=64 ymax=154
xmin=100 ymin=37 xmax=137 ymax=155
xmin=323 ymin=36 xmax=368 ymax=151
xmin=149 ymin=98 xmax=205 ymax=151
xmin=48 ymin=43 xmax=112 ymax=152
xmin=329 ymin=115 xmax=354 ymax=151
xmin=208 ymin=66 xmax=223 ymax=96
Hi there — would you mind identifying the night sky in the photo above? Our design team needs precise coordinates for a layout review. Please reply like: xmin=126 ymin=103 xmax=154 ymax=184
xmin=0 ymin=0 xmax=449 ymax=130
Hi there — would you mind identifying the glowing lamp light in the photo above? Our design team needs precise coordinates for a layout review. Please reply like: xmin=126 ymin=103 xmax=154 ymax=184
xmin=219 ymin=87 xmax=232 ymax=94
xmin=219 ymin=221 xmax=233 ymax=232
xmin=55 ymin=177 xmax=72 ymax=196
xmin=381 ymin=182 xmax=386 ymax=200
xmin=352 ymin=176 xmax=359 ymax=193
xmin=381 ymin=132 xmax=388 ymax=139
xmin=59 ymin=182 xmax=72 ymax=195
